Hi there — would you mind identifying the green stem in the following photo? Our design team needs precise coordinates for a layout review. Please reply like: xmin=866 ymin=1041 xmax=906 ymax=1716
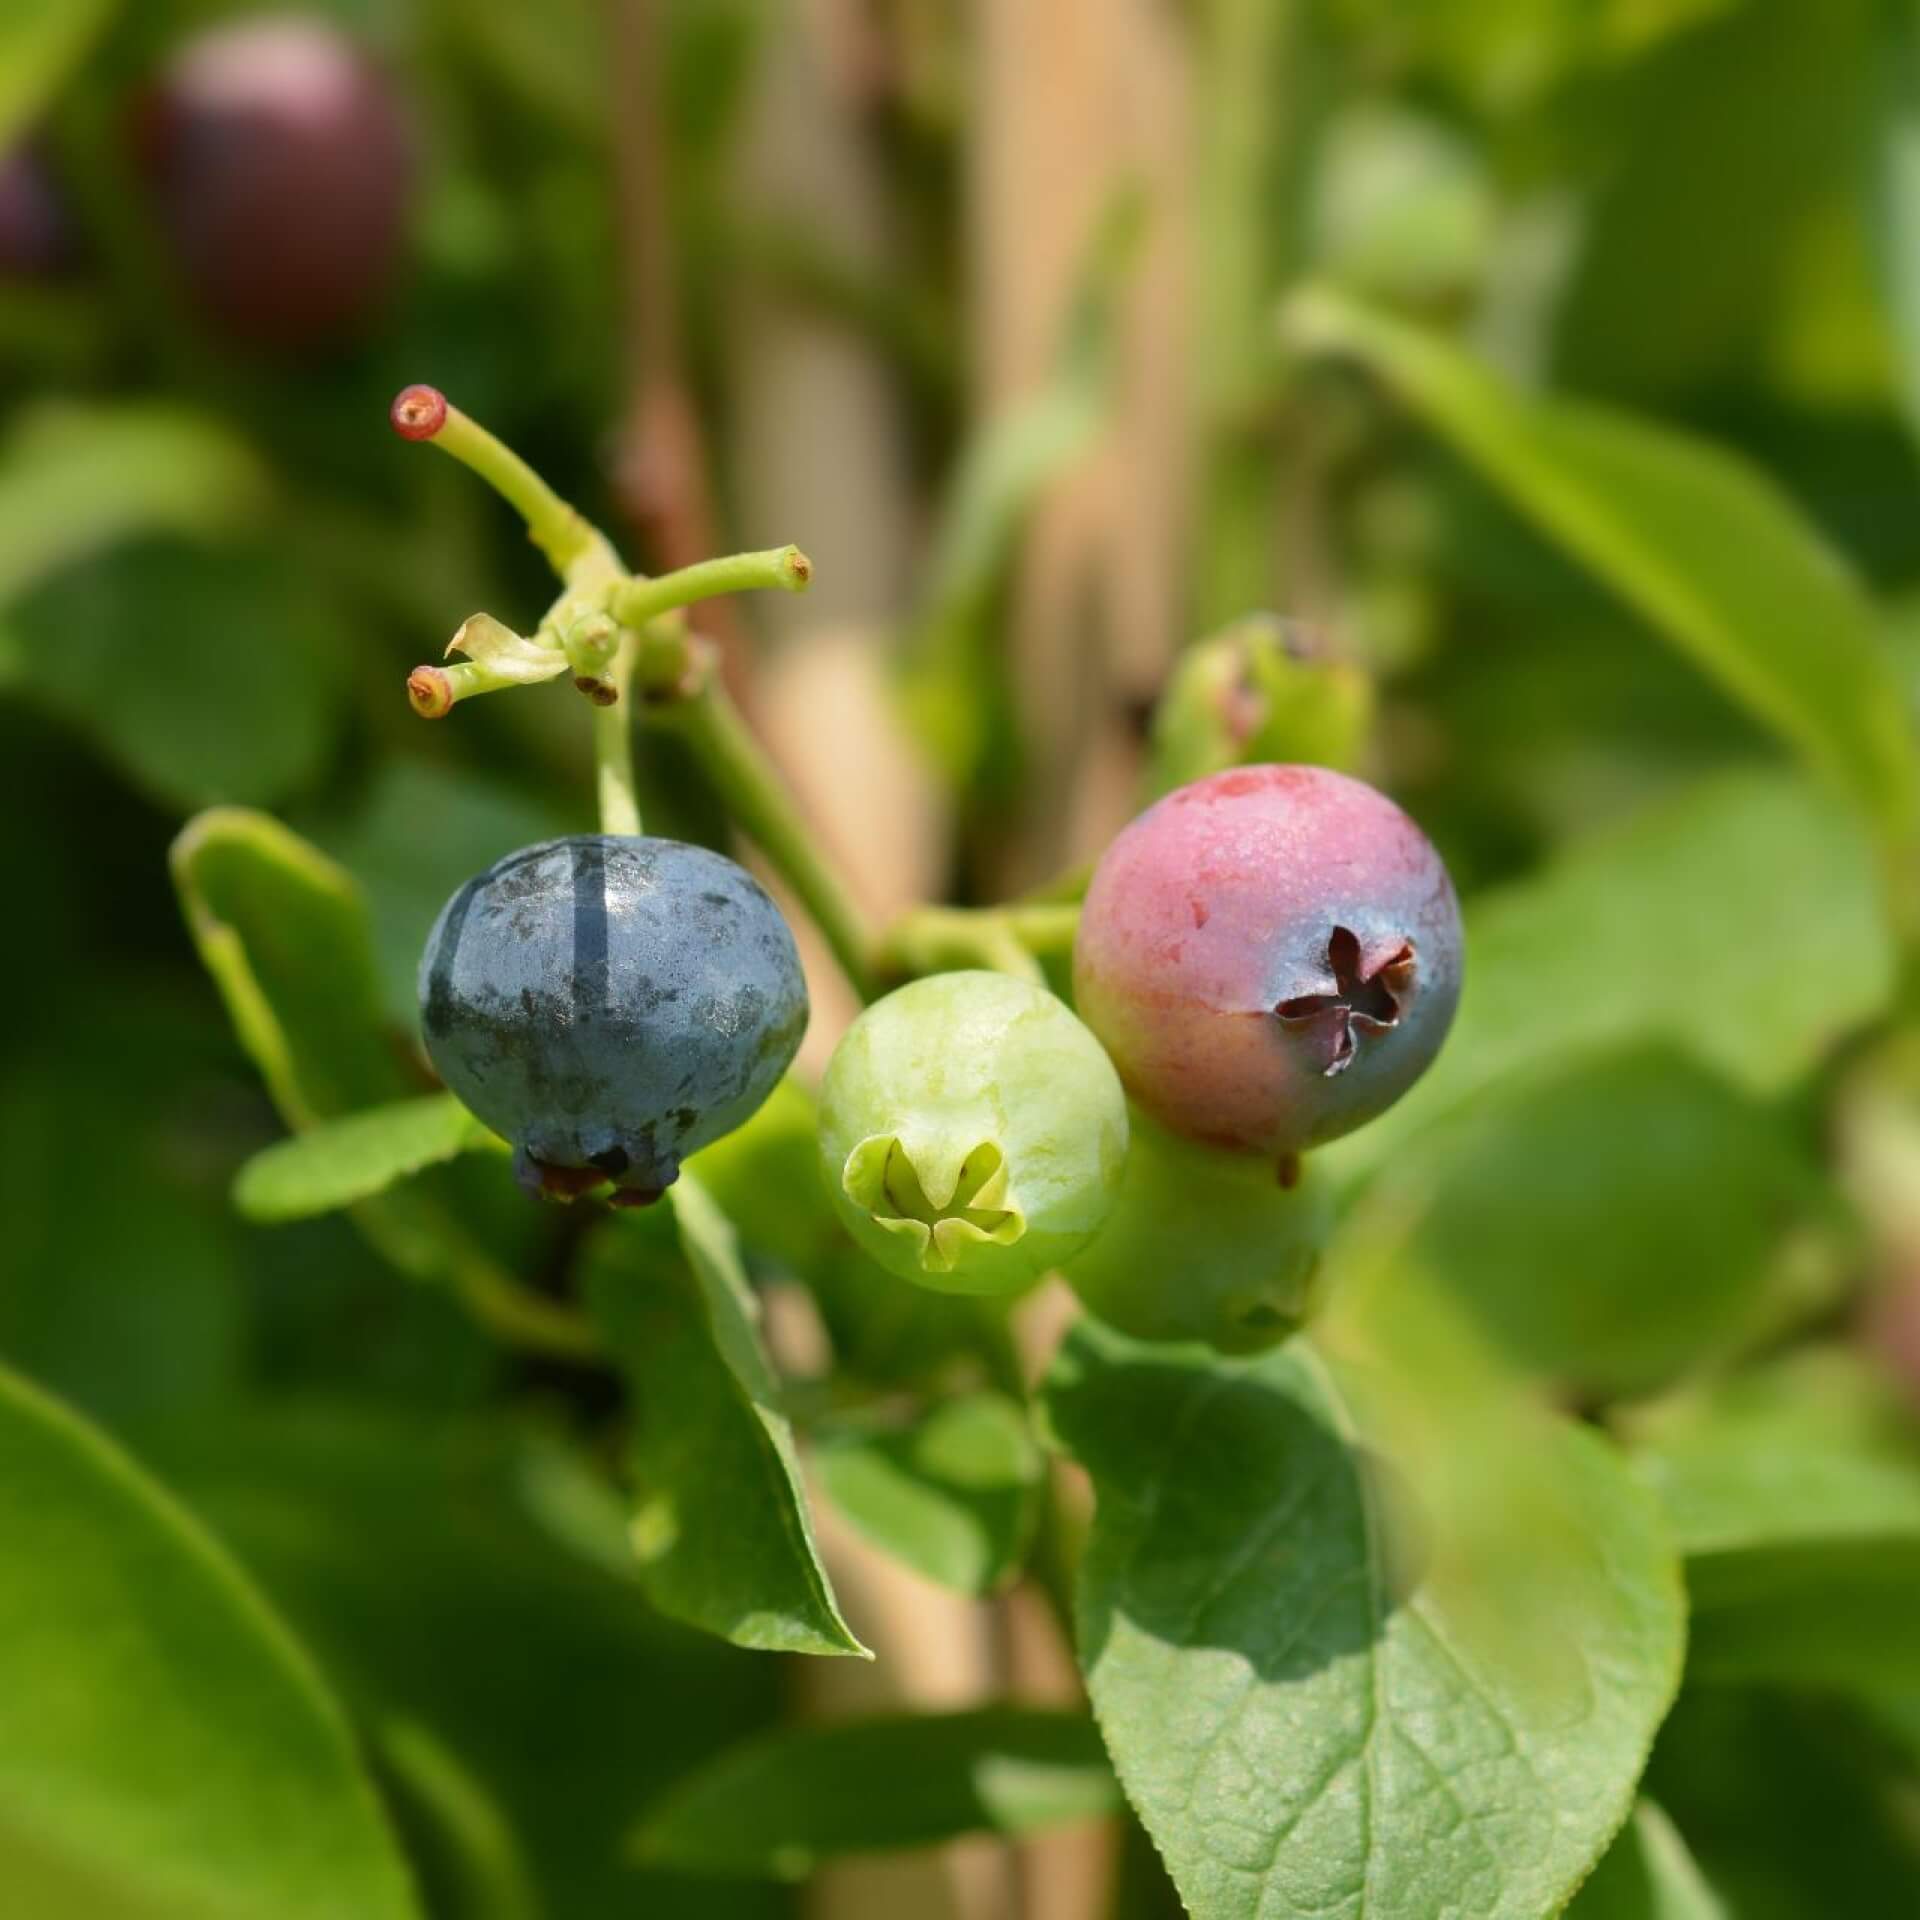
xmin=446 ymin=1249 xmax=603 ymax=1361
xmin=404 ymin=392 xmax=619 ymax=583
xmin=878 ymin=903 xmax=1079 ymax=983
xmin=594 ymin=633 xmax=643 ymax=836
xmin=653 ymin=679 xmax=878 ymax=1000
xmin=609 ymin=545 xmax=812 ymax=627
xmin=1001 ymin=903 xmax=1081 ymax=957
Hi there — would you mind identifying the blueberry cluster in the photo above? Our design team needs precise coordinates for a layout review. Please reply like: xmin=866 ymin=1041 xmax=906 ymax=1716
xmin=419 ymin=767 xmax=1460 ymax=1350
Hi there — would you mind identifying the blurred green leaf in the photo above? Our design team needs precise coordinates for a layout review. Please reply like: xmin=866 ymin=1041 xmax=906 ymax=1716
xmin=630 ymin=1709 xmax=1118 ymax=1879
xmin=375 ymin=1719 xmax=543 ymax=1920
xmin=132 ymin=1401 xmax=783 ymax=1920
xmin=173 ymin=808 xmax=410 ymax=1128
xmin=1645 ymin=1688 xmax=1920 ymax=1919
xmin=1044 ymin=1320 xmax=1685 ymax=1920
xmin=1286 ymin=287 xmax=1919 ymax=844
xmin=1632 ymin=1353 xmax=1920 ymax=1690
xmin=1330 ymin=769 xmax=1897 ymax=1182
xmin=585 ymin=1181 xmax=869 ymax=1658
xmin=0 ymin=0 xmax=118 ymax=161
xmin=1359 ymin=1044 xmax=1834 ymax=1397
xmin=1566 ymin=1802 xmax=1726 ymax=1920
xmin=815 ymin=1392 xmax=1042 ymax=1596
xmin=13 ymin=537 xmax=345 ymax=809
xmin=0 ymin=1365 xmax=418 ymax=1920
xmin=234 ymin=1096 xmax=500 ymax=1225
xmin=0 ymin=404 xmax=265 ymax=608
xmin=439 ymin=0 xmax=607 ymax=134
xmin=0 ymin=1018 xmax=244 ymax=1427
xmin=900 ymin=192 xmax=1141 ymax=793
xmin=1551 ymin=0 xmax=1863 ymax=395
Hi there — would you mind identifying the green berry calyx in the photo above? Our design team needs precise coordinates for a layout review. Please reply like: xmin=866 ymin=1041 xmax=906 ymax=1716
xmin=841 ymin=1135 xmax=1025 ymax=1276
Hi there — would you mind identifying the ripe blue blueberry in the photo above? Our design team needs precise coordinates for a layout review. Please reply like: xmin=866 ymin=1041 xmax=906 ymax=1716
xmin=419 ymin=835 xmax=807 ymax=1205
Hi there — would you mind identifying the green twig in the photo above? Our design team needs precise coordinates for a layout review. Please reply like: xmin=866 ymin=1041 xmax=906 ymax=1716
xmin=390 ymin=385 xmax=620 ymax=583
xmin=594 ymin=632 xmax=643 ymax=836
xmin=610 ymin=545 xmax=812 ymax=628
xmin=649 ymin=674 xmax=878 ymax=1001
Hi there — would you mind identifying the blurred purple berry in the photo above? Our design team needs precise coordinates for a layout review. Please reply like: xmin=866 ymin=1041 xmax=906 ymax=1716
xmin=137 ymin=14 xmax=413 ymax=350
xmin=1074 ymin=764 xmax=1463 ymax=1160
xmin=0 ymin=148 xmax=72 ymax=279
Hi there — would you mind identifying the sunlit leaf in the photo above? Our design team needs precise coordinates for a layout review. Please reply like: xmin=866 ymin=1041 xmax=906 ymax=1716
xmin=585 ymin=1181 xmax=869 ymax=1658
xmin=1044 ymin=1319 xmax=1684 ymax=1920
xmin=1285 ymin=287 xmax=1918 ymax=844
xmin=0 ymin=1365 xmax=418 ymax=1920
xmin=234 ymin=1096 xmax=500 ymax=1224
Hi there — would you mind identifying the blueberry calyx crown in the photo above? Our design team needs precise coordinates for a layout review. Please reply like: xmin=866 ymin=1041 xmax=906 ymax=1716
xmin=1275 ymin=925 xmax=1417 ymax=1079
xmin=841 ymin=1135 xmax=1027 ymax=1275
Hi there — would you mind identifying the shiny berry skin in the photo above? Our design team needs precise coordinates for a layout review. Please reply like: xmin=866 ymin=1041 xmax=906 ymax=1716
xmin=1074 ymin=764 xmax=1462 ymax=1159
xmin=1063 ymin=1108 xmax=1333 ymax=1354
xmin=137 ymin=15 xmax=413 ymax=350
xmin=817 ymin=972 xmax=1128 ymax=1297
xmin=419 ymin=836 xmax=807 ymax=1205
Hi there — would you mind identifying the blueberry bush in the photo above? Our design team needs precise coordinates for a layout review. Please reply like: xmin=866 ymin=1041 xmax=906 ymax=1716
xmin=6 ymin=4 xmax=1920 ymax=1919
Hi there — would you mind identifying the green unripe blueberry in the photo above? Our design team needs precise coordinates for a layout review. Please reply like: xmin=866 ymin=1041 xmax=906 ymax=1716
xmin=1062 ymin=1108 xmax=1333 ymax=1353
xmin=817 ymin=971 xmax=1129 ymax=1296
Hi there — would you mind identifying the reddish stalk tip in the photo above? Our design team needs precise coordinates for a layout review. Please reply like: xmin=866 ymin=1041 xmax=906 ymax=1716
xmin=407 ymin=665 xmax=453 ymax=718
xmin=390 ymin=383 xmax=448 ymax=441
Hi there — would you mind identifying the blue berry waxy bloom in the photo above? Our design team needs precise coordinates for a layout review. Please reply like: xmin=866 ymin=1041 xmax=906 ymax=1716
xmin=817 ymin=971 xmax=1129 ymax=1296
xmin=419 ymin=835 xmax=807 ymax=1204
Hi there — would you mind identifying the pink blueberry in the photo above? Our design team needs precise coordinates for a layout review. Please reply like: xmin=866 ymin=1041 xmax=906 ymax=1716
xmin=1073 ymin=764 xmax=1462 ymax=1160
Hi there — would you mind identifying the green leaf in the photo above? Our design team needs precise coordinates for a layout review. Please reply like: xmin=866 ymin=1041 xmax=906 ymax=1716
xmin=630 ymin=1709 xmax=1119 ymax=1879
xmin=1577 ymin=1803 xmax=1728 ymax=1920
xmin=173 ymin=808 xmax=410 ymax=1128
xmin=1044 ymin=1320 xmax=1685 ymax=1920
xmin=815 ymin=1393 xmax=1043 ymax=1596
xmin=1566 ymin=1802 xmax=1727 ymax=1920
xmin=0 ymin=0 xmax=118 ymax=161
xmin=1644 ymin=1688 xmax=1920 ymax=1920
xmin=13 ymin=536 xmax=347 ymax=810
xmin=0 ymin=1365 xmax=418 ymax=1920
xmin=0 ymin=404 xmax=266 ymax=609
xmin=374 ymin=1720 xmax=542 ymax=1920
xmin=129 ymin=1400 xmax=785 ymax=1920
xmin=1549 ymin=0 xmax=1864 ymax=398
xmin=1355 ymin=1043 xmax=1834 ymax=1397
xmin=1632 ymin=1352 xmax=1920 ymax=1690
xmin=0 ymin=1010 xmax=244 ymax=1426
xmin=1329 ymin=769 xmax=1897 ymax=1181
xmin=234 ymin=1096 xmax=500 ymax=1224
xmin=1284 ymin=287 xmax=1919 ymax=843
xmin=584 ymin=1180 xmax=869 ymax=1658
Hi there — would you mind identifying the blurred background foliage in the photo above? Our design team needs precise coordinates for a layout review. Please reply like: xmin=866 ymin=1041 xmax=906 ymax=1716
xmin=6 ymin=0 xmax=1920 ymax=1916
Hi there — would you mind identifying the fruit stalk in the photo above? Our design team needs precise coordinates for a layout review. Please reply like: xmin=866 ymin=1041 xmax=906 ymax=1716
xmin=609 ymin=546 xmax=812 ymax=629
xmin=650 ymin=676 xmax=879 ymax=1002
